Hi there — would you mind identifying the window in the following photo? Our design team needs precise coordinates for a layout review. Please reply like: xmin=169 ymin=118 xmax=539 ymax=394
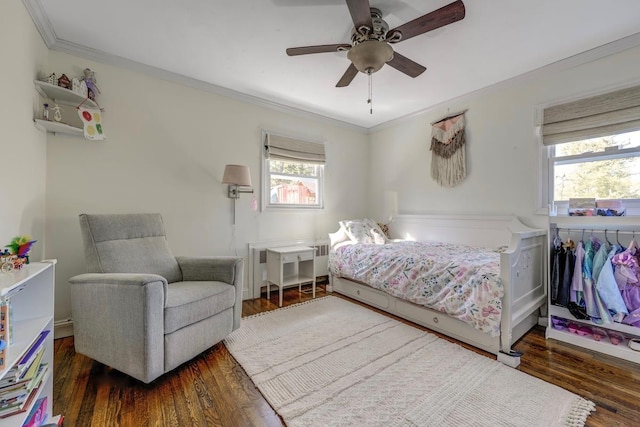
xmin=262 ymin=132 xmax=325 ymax=209
xmin=540 ymin=84 xmax=640 ymax=215
xmin=551 ymin=131 xmax=640 ymax=201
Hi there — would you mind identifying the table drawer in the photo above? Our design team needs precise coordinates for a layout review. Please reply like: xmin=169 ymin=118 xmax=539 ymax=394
xmin=281 ymin=251 xmax=313 ymax=263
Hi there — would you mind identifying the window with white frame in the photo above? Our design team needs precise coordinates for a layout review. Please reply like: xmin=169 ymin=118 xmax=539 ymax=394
xmin=541 ymin=84 xmax=640 ymax=215
xmin=262 ymin=132 xmax=325 ymax=210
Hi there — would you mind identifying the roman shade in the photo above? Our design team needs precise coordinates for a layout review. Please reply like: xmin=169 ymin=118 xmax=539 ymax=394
xmin=264 ymin=133 xmax=326 ymax=164
xmin=541 ymin=84 xmax=640 ymax=146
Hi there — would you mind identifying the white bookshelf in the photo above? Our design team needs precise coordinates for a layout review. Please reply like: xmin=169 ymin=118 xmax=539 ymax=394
xmin=0 ymin=261 xmax=56 ymax=426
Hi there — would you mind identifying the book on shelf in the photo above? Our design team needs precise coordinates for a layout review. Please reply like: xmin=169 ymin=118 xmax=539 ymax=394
xmin=0 ymin=381 xmax=41 ymax=418
xmin=0 ymin=359 xmax=48 ymax=415
xmin=22 ymin=396 xmax=47 ymax=427
xmin=0 ymin=330 xmax=49 ymax=388
xmin=0 ymin=363 xmax=48 ymax=418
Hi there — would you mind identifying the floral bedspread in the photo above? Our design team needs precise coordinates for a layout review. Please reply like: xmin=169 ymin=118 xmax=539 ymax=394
xmin=329 ymin=241 xmax=504 ymax=336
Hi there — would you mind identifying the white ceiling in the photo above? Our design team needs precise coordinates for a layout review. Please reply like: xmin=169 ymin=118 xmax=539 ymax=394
xmin=25 ymin=0 xmax=640 ymax=130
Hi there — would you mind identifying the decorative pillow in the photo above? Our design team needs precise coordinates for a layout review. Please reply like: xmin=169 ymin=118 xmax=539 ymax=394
xmin=339 ymin=218 xmax=388 ymax=244
xmin=377 ymin=222 xmax=390 ymax=239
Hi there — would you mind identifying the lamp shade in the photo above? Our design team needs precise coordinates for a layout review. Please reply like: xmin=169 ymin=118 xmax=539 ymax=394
xmin=222 ymin=164 xmax=252 ymax=186
xmin=347 ymin=40 xmax=394 ymax=73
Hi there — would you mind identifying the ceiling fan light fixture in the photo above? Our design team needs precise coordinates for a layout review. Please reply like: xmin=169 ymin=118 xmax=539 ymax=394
xmin=347 ymin=40 xmax=393 ymax=74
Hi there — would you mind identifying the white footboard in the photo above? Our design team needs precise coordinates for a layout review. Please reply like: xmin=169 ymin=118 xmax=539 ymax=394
xmin=331 ymin=214 xmax=547 ymax=366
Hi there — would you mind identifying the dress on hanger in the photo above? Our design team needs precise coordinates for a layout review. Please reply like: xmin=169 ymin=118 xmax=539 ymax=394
xmin=595 ymin=245 xmax=628 ymax=323
xmin=550 ymin=235 xmax=565 ymax=305
xmin=583 ymin=239 xmax=602 ymax=323
xmin=612 ymin=240 xmax=640 ymax=327
xmin=571 ymin=241 xmax=585 ymax=303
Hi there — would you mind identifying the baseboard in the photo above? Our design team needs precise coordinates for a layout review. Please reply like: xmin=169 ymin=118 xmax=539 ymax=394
xmin=54 ymin=318 xmax=74 ymax=338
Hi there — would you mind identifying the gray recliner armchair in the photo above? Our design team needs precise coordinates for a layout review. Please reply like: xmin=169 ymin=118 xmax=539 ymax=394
xmin=70 ymin=213 xmax=243 ymax=383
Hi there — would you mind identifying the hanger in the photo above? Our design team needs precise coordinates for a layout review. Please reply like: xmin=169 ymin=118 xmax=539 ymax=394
xmin=604 ymin=229 xmax=612 ymax=246
xmin=563 ymin=229 xmax=575 ymax=250
xmin=553 ymin=227 xmax=561 ymax=247
xmin=616 ymin=229 xmax=621 ymax=246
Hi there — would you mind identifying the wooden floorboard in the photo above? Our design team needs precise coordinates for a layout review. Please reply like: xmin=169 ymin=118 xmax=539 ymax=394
xmin=53 ymin=285 xmax=640 ymax=426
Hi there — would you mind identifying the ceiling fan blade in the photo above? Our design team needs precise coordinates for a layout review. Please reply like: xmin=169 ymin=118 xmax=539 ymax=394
xmin=346 ymin=0 xmax=373 ymax=30
xmin=336 ymin=64 xmax=359 ymax=87
xmin=387 ymin=52 xmax=426 ymax=78
xmin=287 ymin=44 xmax=351 ymax=56
xmin=387 ymin=0 xmax=465 ymax=43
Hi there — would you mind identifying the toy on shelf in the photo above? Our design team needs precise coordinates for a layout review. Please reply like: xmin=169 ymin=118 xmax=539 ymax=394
xmin=81 ymin=68 xmax=100 ymax=101
xmin=57 ymin=73 xmax=71 ymax=89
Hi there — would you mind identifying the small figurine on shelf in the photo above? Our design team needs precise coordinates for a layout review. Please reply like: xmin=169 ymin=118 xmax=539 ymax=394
xmin=57 ymin=73 xmax=71 ymax=89
xmin=50 ymin=104 xmax=63 ymax=122
xmin=81 ymin=68 xmax=100 ymax=101
xmin=43 ymin=103 xmax=50 ymax=121
xmin=71 ymin=77 xmax=88 ymax=97
xmin=46 ymin=72 xmax=57 ymax=86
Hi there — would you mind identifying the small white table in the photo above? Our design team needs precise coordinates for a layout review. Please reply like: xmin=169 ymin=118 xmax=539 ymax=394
xmin=266 ymin=246 xmax=316 ymax=307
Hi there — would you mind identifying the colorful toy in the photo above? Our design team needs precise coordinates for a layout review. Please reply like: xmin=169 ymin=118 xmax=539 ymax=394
xmin=4 ymin=236 xmax=37 ymax=258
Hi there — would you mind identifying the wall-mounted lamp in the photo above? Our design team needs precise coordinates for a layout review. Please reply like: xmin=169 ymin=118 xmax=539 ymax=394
xmin=222 ymin=164 xmax=254 ymax=224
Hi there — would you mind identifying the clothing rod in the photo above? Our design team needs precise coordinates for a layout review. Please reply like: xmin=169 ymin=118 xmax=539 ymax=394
xmin=431 ymin=109 xmax=468 ymax=125
xmin=553 ymin=227 xmax=638 ymax=235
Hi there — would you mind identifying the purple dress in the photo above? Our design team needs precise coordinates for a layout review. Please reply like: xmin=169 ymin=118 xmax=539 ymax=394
xmin=611 ymin=244 xmax=640 ymax=327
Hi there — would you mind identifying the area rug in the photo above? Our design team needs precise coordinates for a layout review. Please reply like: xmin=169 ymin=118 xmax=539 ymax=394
xmin=224 ymin=296 xmax=595 ymax=426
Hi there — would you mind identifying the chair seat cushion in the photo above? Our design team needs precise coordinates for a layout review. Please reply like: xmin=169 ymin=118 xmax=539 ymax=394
xmin=164 ymin=281 xmax=236 ymax=334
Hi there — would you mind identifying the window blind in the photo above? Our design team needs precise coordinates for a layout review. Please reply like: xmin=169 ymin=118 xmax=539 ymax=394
xmin=264 ymin=134 xmax=326 ymax=164
xmin=542 ymin=84 xmax=640 ymax=145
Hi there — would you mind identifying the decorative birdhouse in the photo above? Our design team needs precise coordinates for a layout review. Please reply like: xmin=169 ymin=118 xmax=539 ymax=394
xmin=58 ymin=73 xmax=71 ymax=89
xmin=46 ymin=73 xmax=57 ymax=86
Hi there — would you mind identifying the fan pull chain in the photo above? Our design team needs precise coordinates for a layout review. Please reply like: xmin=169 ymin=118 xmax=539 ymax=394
xmin=367 ymin=68 xmax=373 ymax=114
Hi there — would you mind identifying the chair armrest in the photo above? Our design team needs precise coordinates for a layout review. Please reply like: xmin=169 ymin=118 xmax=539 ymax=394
xmin=70 ymin=273 xmax=168 ymax=303
xmin=175 ymin=256 xmax=242 ymax=285
xmin=69 ymin=272 xmax=168 ymax=383
xmin=176 ymin=257 xmax=244 ymax=330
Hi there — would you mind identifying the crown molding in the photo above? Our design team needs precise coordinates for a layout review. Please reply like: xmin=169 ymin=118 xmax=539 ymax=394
xmin=22 ymin=0 xmax=56 ymax=47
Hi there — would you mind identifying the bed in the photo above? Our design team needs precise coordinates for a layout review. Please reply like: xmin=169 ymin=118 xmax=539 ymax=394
xmin=328 ymin=214 xmax=547 ymax=367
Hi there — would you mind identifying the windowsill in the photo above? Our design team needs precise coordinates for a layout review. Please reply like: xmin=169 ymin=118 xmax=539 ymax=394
xmin=551 ymin=199 xmax=640 ymax=217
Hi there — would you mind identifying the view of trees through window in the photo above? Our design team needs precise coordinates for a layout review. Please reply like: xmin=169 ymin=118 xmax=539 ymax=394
xmin=268 ymin=159 xmax=321 ymax=206
xmin=553 ymin=130 xmax=640 ymax=201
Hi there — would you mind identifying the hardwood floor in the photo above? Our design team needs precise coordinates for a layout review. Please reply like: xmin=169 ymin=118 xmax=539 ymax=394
xmin=54 ymin=285 xmax=640 ymax=426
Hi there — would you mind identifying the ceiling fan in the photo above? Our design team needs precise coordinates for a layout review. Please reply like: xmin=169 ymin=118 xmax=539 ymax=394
xmin=286 ymin=0 xmax=466 ymax=88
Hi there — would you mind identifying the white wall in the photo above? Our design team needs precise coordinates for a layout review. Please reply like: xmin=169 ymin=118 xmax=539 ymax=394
xmin=368 ymin=45 xmax=640 ymax=231
xmin=43 ymin=52 xmax=369 ymax=324
xmin=0 ymin=0 xmax=49 ymax=259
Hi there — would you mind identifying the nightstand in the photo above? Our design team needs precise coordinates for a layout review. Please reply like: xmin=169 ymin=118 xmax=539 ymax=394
xmin=266 ymin=246 xmax=316 ymax=307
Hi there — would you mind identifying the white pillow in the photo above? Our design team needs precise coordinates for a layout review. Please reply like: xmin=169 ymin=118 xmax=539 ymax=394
xmin=339 ymin=218 xmax=388 ymax=244
xmin=329 ymin=227 xmax=351 ymax=249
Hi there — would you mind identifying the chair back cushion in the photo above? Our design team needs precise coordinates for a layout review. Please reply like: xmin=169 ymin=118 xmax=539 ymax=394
xmin=79 ymin=213 xmax=183 ymax=283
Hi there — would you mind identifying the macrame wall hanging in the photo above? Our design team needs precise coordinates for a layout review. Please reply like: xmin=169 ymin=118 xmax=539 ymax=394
xmin=429 ymin=111 xmax=467 ymax=187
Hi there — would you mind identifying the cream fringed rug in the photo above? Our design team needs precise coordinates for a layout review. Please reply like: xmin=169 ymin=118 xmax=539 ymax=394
xmin=224 ymin=297 xmax=595 ymax=427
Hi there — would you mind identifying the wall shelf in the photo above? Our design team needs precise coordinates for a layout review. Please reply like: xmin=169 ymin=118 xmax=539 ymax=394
xmin=33 ymin=80 xmax=105 ymax=139
xmin=34 ymin=119 xmax=83 ymax=137
xmin=33 ymin=80 xmax=97 ymax=109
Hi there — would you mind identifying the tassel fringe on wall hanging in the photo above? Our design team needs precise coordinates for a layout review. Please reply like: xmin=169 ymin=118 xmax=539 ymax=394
xmin=430 ymin=112 xmax=467 ymax=187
